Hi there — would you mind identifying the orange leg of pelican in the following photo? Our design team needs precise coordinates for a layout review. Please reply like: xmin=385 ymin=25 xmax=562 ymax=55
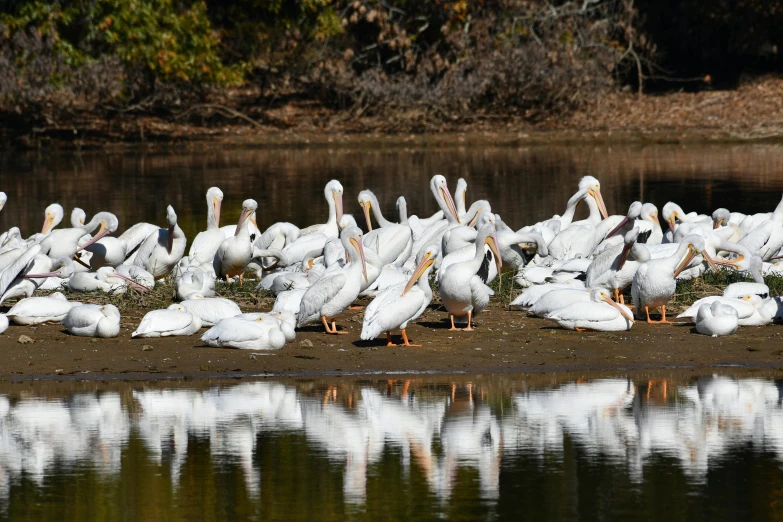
xmin=462 ymin=312 xmax=474 ymax=331
xmin=321 ymin=316 xmax=349 ymax=334
xmin=386 ymin=332 xmax=398 ymax=347
xmin=644 ymin=306 xmax=672 ymax=324
xmin=448 ymin=314 xmax=460 ymax=331
xmin=613 ymin=289 xmax=620 ymax=302
xmin=348 ymin=305 xmax=365 ymax=310
xmin=401 ymin=329 xmax=420 ymax=347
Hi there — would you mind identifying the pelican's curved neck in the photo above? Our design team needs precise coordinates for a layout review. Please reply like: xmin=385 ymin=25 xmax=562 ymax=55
xmin=397 ymin=198 xmax=409 ymax=225
xmin=584 ymin=195 xmax=602 ymax=224
xmin=326 ymin=194 xmax=338 ymax=227
xmin=559 ymin=190 xmax=586 ymax=230
xmin=631 ymin=243 xmax=651 ymax=262
xmin=667 ymin=241 xmax=692 ymax=271
xmin=369 ymin=193 xmax=392 ymax=228
xmin=207 ymin=201 xmax=218 ymax=230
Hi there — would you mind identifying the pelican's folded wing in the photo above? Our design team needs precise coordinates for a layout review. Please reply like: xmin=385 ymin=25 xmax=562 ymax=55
xmin=548 ymin=302 xmax=619 ymax=322
xmin=298 ymin=273 xmax=346 ymax=325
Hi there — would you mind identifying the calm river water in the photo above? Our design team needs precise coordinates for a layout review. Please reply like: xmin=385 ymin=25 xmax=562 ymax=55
xmin=2 ymin=143 xmax=783 ymax=239
xmin=0 ymin=373 xmax=782 ymax=521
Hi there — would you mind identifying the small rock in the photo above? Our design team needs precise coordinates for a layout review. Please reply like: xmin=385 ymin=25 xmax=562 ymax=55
xmin=299 ymin=339 xmax=314 ymax=349
xmin=18 ymin=335 xmax=34 ymax=344
xmin=90 ymin=339 xmax=98 ymax=343
xmin=142 ymin=345 xmax=153 ymax=352
xmin=502 ymin=332 xmax=509 ymax=336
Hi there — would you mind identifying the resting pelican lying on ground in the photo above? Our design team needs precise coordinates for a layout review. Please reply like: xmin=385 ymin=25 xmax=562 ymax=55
xmin=546 ymin=288 xmax=634 ymax=332
xmin=62 ymin=304 xmax=121 ymax=338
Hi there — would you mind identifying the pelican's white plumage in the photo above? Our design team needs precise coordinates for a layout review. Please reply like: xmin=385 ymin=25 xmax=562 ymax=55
xmin=438 ymin=224 xmax=502 ymax=330
xmin=201 ymin=317 xmax=286 ymax=350
xmin=62 ymin=304 xmax=121 ymax=338
xmin=297 ymin=226 xmax=368 ymax=334
xmin=0 ymin=314 xmax=8 ymax=334
xmin=7 ymin=292 xmax=80 ymax=325
xmin=361 ymin=244 xmax=439 ymax=346
xmin=508 ymin=280 xmax=585 ymax=310
xmin=188 ymin=187 xmax=224 ymax=265
xmin=176 ymin=268 xmax=215 ymax=300
xmin=528 ymin=288 xmax=592 ymax=317
xmin=131 ymin=309 xmax=202 ymax=338
xmin=695 ymin=301 xmax=739 ymax=337
xmin=299 ymin=180 xmax=344 ymax=239
xmin=170 ymin=296 xmax=240 ymax=326
xmin=547 ymin=288 xmax=634 ymax=332
xmin=132 ymin=205 xmax=186 ymax=279
xmin=214 ymin=199 xmax=258 ymax=282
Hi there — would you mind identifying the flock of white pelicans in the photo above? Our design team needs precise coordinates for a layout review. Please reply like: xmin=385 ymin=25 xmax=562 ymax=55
xmin=0 ymin=174 xmax=781 ymax=348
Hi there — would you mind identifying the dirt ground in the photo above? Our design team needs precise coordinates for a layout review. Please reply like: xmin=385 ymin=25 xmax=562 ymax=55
xmin=3 ymin=299 xmax=783 ymax=382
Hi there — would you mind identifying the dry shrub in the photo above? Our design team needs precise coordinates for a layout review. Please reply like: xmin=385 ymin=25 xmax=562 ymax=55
xmin=310 ymin=0 xmax=649 ymax=118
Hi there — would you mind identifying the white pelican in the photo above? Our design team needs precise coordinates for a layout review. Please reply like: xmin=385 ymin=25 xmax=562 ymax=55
xmin=170 ymin=295 xmax=241 ymax=326
xmin=0 ymin=314 xmax=7 ymax=334
xmin=683 ymin=294 xmax=777 ymax=326
xmin=299 ymin=180 xmax=343 ymax=238
xmin=528 ymin=288 xmax=592 ymax=317
xmin=201 ymin=316 xmax=286 ymax=350
xmin=68 ymin=266 xmax=148 ymax=293
xmin=493 ymin=217 xmax=548 ymax=271
xmin=188 ymin=188 xmax=224 ymax=264
xmin=395 ymin=196 xmax=443 ymax=231
xmin=678 ymin=295 xmax=756 ymax=323
xmin=132 ymin=308 xmax=202 ymax=338
xmin=86 ymin=221 xmax=160 ymax=268
xmin=272 ymin=288 xmax=307 ymax=318
xmin=695 ymin=301 xmax=739 ymax=337
xmin=361 ymin=244 xmax=439 ymax=346
xmin=737 ymin=202 xmax=783 ymax=261
xmin=6 ymin=292 xmax=80 ymax=325
xmin=537 ymin=176 xmax=608 ymax=232
xmin=546 ymin=288 xmax=634 ymax=332
xmin=115 ymin=264 xmax=155 ymax=289
xmin=0 ymin=255 xmax=75 ymax=303
xmin=132 ymin=205 xmax=187 ymax=279
xmin=297 ymin=226 xmax=368 ymax=334
xmin=358 ymin=190 xmax=412 ymax=266
xmin=454 ymin=178 xmax=468 ymax=219
xmin=586 ymin=228 xmax=651 ymax=303
xmin=0 ymin=192 xmax=6 ymax=212
xmin=255 ymin=222 xmax=300 ymax=267
xmin=39 ymin=203 xmax=65 ymax=236
xmin=439 ymin=214 xmax=500 ymax=284
xmin=221 ymin=211 xmax=261 ymax=242
xmin=632 ymin=235 xmax=719 ymax=323
xmin=662 ymin=202 xmax=711 ymax=233
xmin=235 ymin=311 xmax=297 ymax=342
xmin=62 ymin=304 xmax=121 ymax=338
xmin=409 ymin=175 xmax=463 ymax=263
xmin=438 ymin=224 xmax=502 ymax=331
xmin=214 ymin=199 xmax=258 ymax=283
xmin=39 ymin=211 xmax=117 ymax=259
xmin=714 ymin=254 xmax=769 ymax=298
xmin=602 ymin=201 xmax=642 ymax=242
xmin=546 ymin=216 xmax=622 ymax=261
xmin=176 ymin=268 xmax=215 ymax=300
xmin=508 ymin=280 xmax=585 ymax=310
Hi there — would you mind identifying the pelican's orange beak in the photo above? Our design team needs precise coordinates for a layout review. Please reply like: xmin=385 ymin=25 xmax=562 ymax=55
xmin=403 ymin=252 xmax=434 ymax=295
xmin=588 ymin=187 xmax=609 ymax=219
xmin=212 ymin=197 xmax=222 ymax=228
xmin=75 ymin=221 xmax=112 ymax=252
xmin=602 ymin=295 xmax=635 ymax=323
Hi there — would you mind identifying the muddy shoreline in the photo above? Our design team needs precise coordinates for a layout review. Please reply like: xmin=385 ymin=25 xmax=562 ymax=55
xmin=2 ymin=301 xmax=782 ymax=383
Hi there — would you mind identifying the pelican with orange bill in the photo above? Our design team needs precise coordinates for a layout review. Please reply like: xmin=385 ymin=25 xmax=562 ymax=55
xmin=297 ymin=226 xmax=371 ymax=334
xmin=361 ymin=244 xmax=440 ymax=347
xmin=438 ymin=224 xmax=502 ymax=331
xmin=547 ymin=288 xmax=635 ymax=332
xmin=631 ymin=235 xmax=714 ymax=324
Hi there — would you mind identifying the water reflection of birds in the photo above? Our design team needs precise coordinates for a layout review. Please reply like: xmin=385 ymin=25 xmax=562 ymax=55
xmin=4 ymin=378 xmax=783 ymax=508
